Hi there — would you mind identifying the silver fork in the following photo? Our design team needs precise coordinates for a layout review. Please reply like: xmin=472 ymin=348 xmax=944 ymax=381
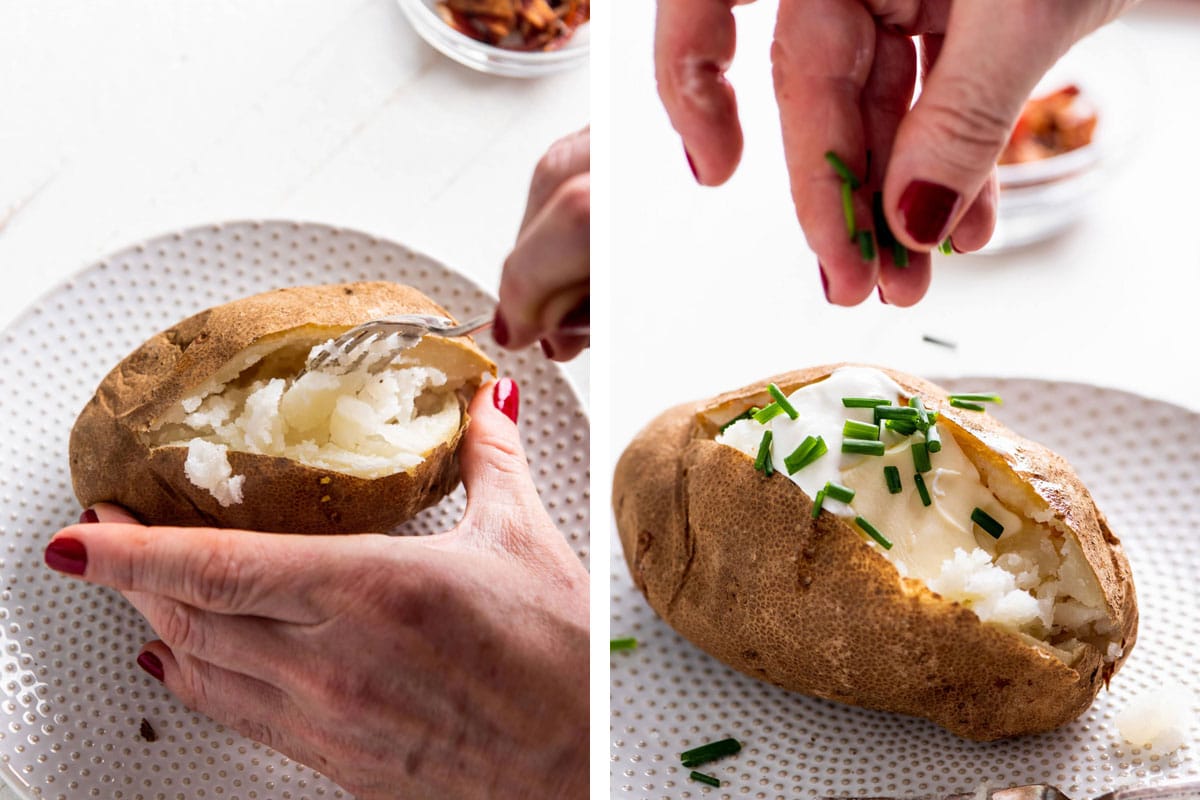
xmin=828 ymin=782 xmax=1200 ymax=800
xmin=303 ymin=312 xmax=494 ymax=375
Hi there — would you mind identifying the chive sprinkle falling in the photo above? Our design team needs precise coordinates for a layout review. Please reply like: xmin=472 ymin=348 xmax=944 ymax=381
xmin=842 ymin=419 xmax=880 ymax=441
xmin=948 ymin=393 xmax=1003 ymax=405
xmin=884 ymin=465 xmax=902 ymax=494
xmin=922 ymin=334 xmax=957 ymax=349
xmin=842 ymin=397 xmax=890 ymax=408
xmin=913 ymin=472 xmax=932 ymax=506
xmin=911 ymin=441 xmax=931 ymax=473
xmin=785 ymin=435 xmax=827 ymax=474
xmin=767 ymin=383 xmax=799 ymax=420
xmin=610 ymin=637 xmax=638 ymax=652
xmin=811 ymin=487 xmax=827 ymax=519
xmin=690 ymin=771 xmax=721 ymax=788
xmin=754 ymin=430 xmax=774 ymax=476
xmin=971 ymin=507 xmax=1005 ymax=539
xmin=949 ymin=399 xmax=986 ymax=411
xmin=824 ymin=151 xmax=861 ymax=188
xmin=680 ymin=737 xmax=742 ymax=768
xmin=753 ymin=402 xmax=784 ymax=424
xmin=841 ymin=181 xmax=857 ymax=239
xmin=856 ymin=230 xmax=876 ymax=261
xmin=855 ymin=516 xmax=893 ymax=550
xmin=842 ymin=438 xmax=885 ymax=456
xmin=824 ymin=482 xmax=855 ymax=504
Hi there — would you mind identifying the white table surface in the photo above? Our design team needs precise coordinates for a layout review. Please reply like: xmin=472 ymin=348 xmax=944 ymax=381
xmin=611 ymin=0 xmax=1200 ymax=456
xmin=0 ymin=4 xmax=586 ymax=799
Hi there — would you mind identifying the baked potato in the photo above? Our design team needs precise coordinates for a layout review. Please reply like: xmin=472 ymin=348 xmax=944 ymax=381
xmin=70 ymin=282 xmax=495 ymax=534
xmin=613 ymin=364 xmax=1137 ymax=741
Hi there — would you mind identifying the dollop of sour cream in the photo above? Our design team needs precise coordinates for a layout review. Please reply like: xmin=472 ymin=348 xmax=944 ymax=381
xmin=717 ymin=366 xmax=1043 ymax=631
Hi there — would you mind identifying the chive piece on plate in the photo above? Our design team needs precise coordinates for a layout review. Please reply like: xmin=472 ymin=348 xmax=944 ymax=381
xmin=925 ymin=423 xmax=942 ymax=453
xmin=824 ymin=151 xmax=861 ymax=188
xmin=824 ymin=481 xmax=855 ymax=504
xmin=842 ymin=438 xmax=885 ymax=456
xmin=856 ymin=230 xmax=876 ymax=261
xmin=948 ymin=393 xmax=1003 ymax=405
xmin=913 ymin=472 xmax=932 ymax=506
xmin=971 ymin=507 xmax=1005 ymax=539
xmin=681 ymin=737 xmax=743 ymax=768
xmin=911 ymin=441 xmax=932 ymax=473
xmin=874 ymin=405 xmax=920 ymax=423
xmin=786 ymin=435 xmax=828 ymax=474
xmin=610 ymin=637 xmax=638 ymax=652
xmin=690 ymin=771 xmax=721 ymax=788
xmin=811 ymin=487 xmax=827 ymax=519
xmin=842 ymin=397 xmax=890 ymax=408
xmin=754 ymin=430 xmax=774 ymax=475
xmin=753 ymin=403 xmax=784 ymax=424
xmin=855 ymin=516 xmax=893 ymax=550
xmin=884 ymin=418 xmax=918 ymax=436
xmin=884 ymin=465 xmax=902 ymax=494
xmin=841 ymin=181 xmax=857 ymax=239
xmin=842 ymin=419 xmax=881 ymax=441
xmin=939 ymin=238 xmax=954 ymax=255
xmin=767 ymin=383 xmax=799 ymax=420
xmin=949 ymin=399 xmax=986 ymax=412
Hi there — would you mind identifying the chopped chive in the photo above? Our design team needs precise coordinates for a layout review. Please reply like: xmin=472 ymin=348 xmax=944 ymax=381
xmin=939 ymin=238 xmax=954 ymax=255
xmin=681 ymin=737 xmax=742 ymax=768
xmin=855 ymin=516 xmax=893 ymax=550
xmin=824 ymin=482 xmax=855 ymax=504
xmin=754 ymin=430 xmax=774 ymax=476
xmin=766 ymin=383 xmax=799 ymax=420
xmin=842 ymin=438 xmax=885 ymax=456
xmin=719 ymin=409 xmax=755 ymax=433
xmin=922 ymin=334 xmax=958 ymax=349
xmin=871 ymin=191 xmax=892 ymax=243
xmin=971 ymin=507 xmax=1005 ymax=539
xmin=884 ymin=418 xmax=918 ymax=436
xmin=874 ymin=405 xmax=920 ymax=423
xmin=842 ymin=397 xmax=890 ymax=408
xmin=610 ymin=637 xmax=638 ymax=652
xmin=948 ymin=393 xmax=1003 ymax=405
xmin=785 ymin=435 xmax=828 ymax=474
xmin=856 ymin=230 xmax=876 ymax=261
xmin=753 ymin=403 xmax=784 ymax=424
xmin=884 ymin=465 xmax=902 ymax=494
xmin=891 ymin=240 xmax=909 ymax=268
xmin=690 ymin=771 xmax=721 ymax=788
xmin=928 ymin=411 xmax=940 ymax=424
xmin=840 ymin=181 xmax=857 ymax=239
xmin=911 ymin=441 xmax=931 ymax=473
xmin=908 ymin=396 xmax=930 ymax=426
xmin=913 ymin=472 xmax=932 ymax=506
xmin=950 ymin=399 xmax=986 ymax=411
xmin=925 ymin=423 xmax=942 ymax=453
xmin=842 ymin=419 xmax=881 ymax=441
xmin=811 ymin=487 xmax=826 ymax=519
xmin=824 ymin=151 xmax=861 ymax=189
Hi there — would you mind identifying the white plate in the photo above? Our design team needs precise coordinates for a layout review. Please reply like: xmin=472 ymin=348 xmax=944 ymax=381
xmin=611 ymin=378 xmax=1198 ymax=798
xmin=0 ymin=220 xmax=590 ymax=799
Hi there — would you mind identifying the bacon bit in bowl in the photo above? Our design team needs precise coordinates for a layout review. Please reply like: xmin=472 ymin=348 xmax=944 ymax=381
xmin=999 ymin=85 xmax=1098 ymax=165
xmin=435 ymin=0 xmax=589 ymax=51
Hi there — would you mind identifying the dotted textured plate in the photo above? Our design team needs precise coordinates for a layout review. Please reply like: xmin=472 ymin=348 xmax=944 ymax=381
xmin=611 ymin=378 xmax=1197 ymax=798
xmin=0 ymin=220 xmax=589 ymax=799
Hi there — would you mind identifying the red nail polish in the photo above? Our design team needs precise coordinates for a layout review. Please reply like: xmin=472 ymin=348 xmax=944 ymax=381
xmin=877 ymin=286 xmax=889 ymax=305
xmin=44 ymin=538 xmax=87 ymax=575
xmin=137 ymin=651 xmax=165 ymax=682
xmin=79 ymin=508 xmax=99 ymax=524
xmin=897 ymin=180 xmax=961 ymax=245
xmin=493 ymin=378 xmax=519 ymax=424
xmin=819 ymin=264 xmax=831 ymax=302
xmin=492 ymin=311 xmax=510 ymax=347
xmin=558 ymin=296 xmax=589 ymax=330
xmin=540 ymin=339 xmax=555 ymax=359
xmin=684 ymin=144 xmax=699 ymax=182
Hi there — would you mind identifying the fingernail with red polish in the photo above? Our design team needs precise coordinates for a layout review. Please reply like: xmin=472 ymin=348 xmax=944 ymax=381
xmin=540 ymin=339 xmax=555 ymax=359
xmin=684 ymin=144 xmax=699 ymax=183
xmin=44 ymin=538 xmax=87 ymax=576
xmin=79 ymin=508 xmax=99 ymax=524
xmin=492 ymin=311 xmax=510 ymax=347
xmin=137 ymin=651 xmax=164 ymax=682
xmin=558 ymin=296 xmax=589 ymax=330
xmin=898 ymin=180 xmax=961 ymax=245
xmin=493 ymin=378 xmax=519 ymax=424
xmin=819 ymin=264 xmax=831 ymax=302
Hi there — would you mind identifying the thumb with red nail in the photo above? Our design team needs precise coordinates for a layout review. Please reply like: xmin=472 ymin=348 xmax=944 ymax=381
xmin=44 ymin=379 xmax=588 ymax=799
xmin=495 ymin=126 xmax=590 ymax=361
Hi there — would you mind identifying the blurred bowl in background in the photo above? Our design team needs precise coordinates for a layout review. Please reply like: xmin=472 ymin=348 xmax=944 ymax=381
xmin=397 ymin=0 xmax=589 ymax=78
xmin=982 ymin=22 xmax=1146 ymax=253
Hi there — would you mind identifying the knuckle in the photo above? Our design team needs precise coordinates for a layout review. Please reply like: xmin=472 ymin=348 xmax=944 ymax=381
xmin=160 ymin=602 xmax=205 ymax=654
xmin=188 ymin=545 xmax=247 ymax=610
xmin=918 ymin=78 xmax=1015 ymax=164
xmin=551 ymin=174 xmax=591 ymax=232
xmin=531 ymin=140 xmax=577 ymax=199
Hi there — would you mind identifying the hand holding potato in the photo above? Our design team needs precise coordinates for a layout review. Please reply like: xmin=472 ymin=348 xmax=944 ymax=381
xmin=47 ymin=380 xmax=589 ymax=799
xmin=655 ymin=0 xmax=1135 ymax=305
xmin=494 ymin=126 xmax=590 ymax=361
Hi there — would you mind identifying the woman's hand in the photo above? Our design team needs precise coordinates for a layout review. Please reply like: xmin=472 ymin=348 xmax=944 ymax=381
xmin=494 ymin=126 xmax=590 ymax=361
xmin=656 ymin=0 xmax=1135 ymax=305
xmin=44 ymin=379 xmax=589 ymax=800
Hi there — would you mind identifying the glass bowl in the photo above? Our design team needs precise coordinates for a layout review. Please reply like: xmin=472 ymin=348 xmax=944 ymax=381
xmin=397 ymin=0 xmax=589 ymax=78
xmin=982 ymin=22 xmax=1145 ymax=253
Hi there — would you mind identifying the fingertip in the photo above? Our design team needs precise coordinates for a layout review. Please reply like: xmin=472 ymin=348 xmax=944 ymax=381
xmin=137 ymin=645 xmax=169 ymax=683
xmin=821 ymin=256 xmax=879 ymax=307
xmin=877 ymin=250 xmax=933 ymax=307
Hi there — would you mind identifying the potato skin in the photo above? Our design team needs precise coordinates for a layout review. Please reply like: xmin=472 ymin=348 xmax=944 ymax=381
xmin=613 ymin=364 xmax=1137 ymax=741
xmin=70 ymin=282 xmax=495 ymax=534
